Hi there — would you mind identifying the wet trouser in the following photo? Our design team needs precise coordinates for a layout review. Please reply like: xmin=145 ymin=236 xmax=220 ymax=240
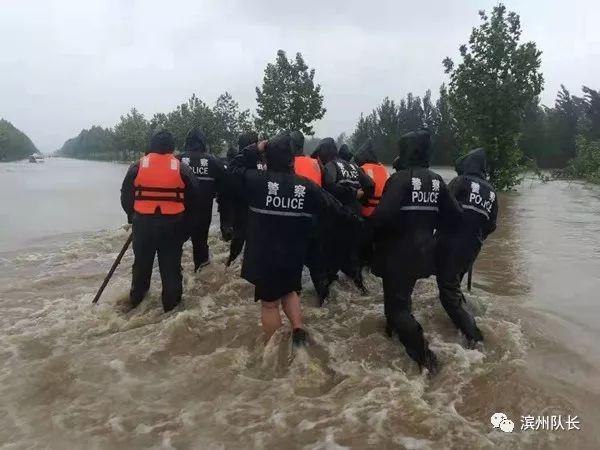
xmin=437 ymin=271 xmax=483 ymax=342
xmin=382 ymin=274 xmax=430 ymax=365
xmin=130 ymin=215 xmax=184 ymax=312
xmin=191 ymin=213 xmax=212 ymax=270
xmin=359 ymin=221 xmax=374 ymax=268
xmin=306 ymin=234 xmax=330 ymax=303
xmin=217 ymin=194 xmax=234 ymax=242
xmin=337 ymin=222 xmax=366 ymax=292
xmin=227 ymin=202 xmax=247 ymax=265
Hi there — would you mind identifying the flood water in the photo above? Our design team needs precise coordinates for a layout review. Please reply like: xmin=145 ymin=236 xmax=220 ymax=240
xmin=1 ymin=158 xmax=599 ymax=449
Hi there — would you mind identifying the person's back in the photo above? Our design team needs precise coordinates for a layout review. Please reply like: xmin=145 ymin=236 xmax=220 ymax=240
xmin=321 ymin=140 xmax=374 ymax=214
xmin=178 ymin=128 xmax=226 ymax=270
xmin=179 ymin=128 xmax=224 ymax=205
xmin=436 ymin=148 xmax=498 ymax=346
xmin=370 ymin=129 xmax=461 ymax=374
xmin=354 ymin=139 xmax=389 ymax=217
xmin=371 ymin=132 xmax=457 ymax=278
xmin=228 ymin=132 xmax=357 ymax=345
xmin=442 ymin=148 xmax=497 ymax=254
xmin=120 ymin=130 xmax=200 ymax=311
xmin=318 ymin=138 xmax=374 ymax=293
xmin=227 ymin=131 xmax=259 ymax=266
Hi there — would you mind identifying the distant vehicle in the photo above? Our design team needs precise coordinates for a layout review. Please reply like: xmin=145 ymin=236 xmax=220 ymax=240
xmin=29 ymin=153 xmax=45 ymax=163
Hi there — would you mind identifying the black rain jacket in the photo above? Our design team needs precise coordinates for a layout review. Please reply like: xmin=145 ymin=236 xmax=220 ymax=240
xmin=371 ymin=131 xmax=462 ymax=278
xmin=436 ymin=148 xmax=498 ymax=276
xmin=228 ymin=136 xmax=357 ymax=292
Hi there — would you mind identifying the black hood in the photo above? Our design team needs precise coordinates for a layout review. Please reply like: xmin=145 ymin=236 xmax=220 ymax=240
xmin=398 ymin=129 xmax=431 ymax=168
xmin=149 ymin=130 xmax=175 ymax=154
xmin=354 ymin=139 xmax=378 ymax=166
xmin=226 ymin=146 xmax=237 ymax=161
xmin=238 ymin=131 xmax=258 ymax=150
xmin=290 ymin=131 xmax=305 ymax=156
xmin=265 ymin=131 xmax=293 ymax=172
xmin=314 ymin=138 xmax=338 ymax=165
xmin=456 ymin=148 xmax=487 ymax=178
xmin=338 ymin=144 xmax=353 ymax=162
xmin=184 ymin=128 xmax=207 ymax=153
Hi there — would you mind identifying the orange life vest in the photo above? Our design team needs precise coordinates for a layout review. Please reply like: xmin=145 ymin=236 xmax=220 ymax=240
xmin=133 ymin=153 xmax=185 ymax=215
xmin=361 ymin=162 xmax=389 ymax=217
xmin=294 ymin=156 xmax=322 ymax=187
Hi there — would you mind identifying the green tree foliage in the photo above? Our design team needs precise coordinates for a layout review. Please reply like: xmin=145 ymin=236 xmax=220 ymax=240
xmin=0 ymin=119 xmax=39 ymax=161
xmin=430 ymin=85 xmax=460 ymax=165
xmin=443 ymin=4 xmax=543 ymax=189
xmin=58 ymin=126 xmax=116 ymax=160
xmin=57 ymin=92 xmax=250 ymax=161
xmin=517 ymin=86 xmax=600 ymax=170
xmin=566 ymin=136 xmax=600 ymax=183
xmin=350 ymin=90 xmax=455 ymax=164
xmin=113 ymin=108 xmax=150 ymax=161
xmin=581 ymin=86 xmax=600 ymax=140
xmin=255 ymin=50 xmax=325 ymax=136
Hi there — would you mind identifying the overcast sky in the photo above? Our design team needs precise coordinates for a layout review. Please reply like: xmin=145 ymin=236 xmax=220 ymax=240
xmin=2 ymin=0 xmax=599 ymax=152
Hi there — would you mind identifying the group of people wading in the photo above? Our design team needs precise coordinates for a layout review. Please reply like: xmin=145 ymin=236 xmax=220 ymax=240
xmin=120 ymin=127 xmax=498 ymax=374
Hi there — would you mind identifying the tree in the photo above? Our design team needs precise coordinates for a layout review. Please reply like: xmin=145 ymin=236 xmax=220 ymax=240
xmin=56 ymin=126 xmax=117 ymax=160
xmin=335 ymin=132 xmax=348 ymax=148
xmin=113 ymin=108 xmax=150 ymax=160
xmin=443 ymin=4 xmax=544 ymax=189
xmin=0 ymin=119 xmax=39 ymax=161
xmin=519 ymin=99 xmax=549 ymax=165
xmin=430 ymin=84 xmax=459 ymax=165
xmin=581 ymin=86 xmax=600 ymax=139
xmin=212 ymin=92 xmax=251 ymax=151
xmin=255 ymin=50 xmax=326 ymax=136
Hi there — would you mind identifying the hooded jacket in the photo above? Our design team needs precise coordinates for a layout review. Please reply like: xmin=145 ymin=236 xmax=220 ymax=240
xmin=437 ymin=148 xmax=498 ymax=275
xmin=121 ymin=130 xmax=201 ymax=224
xmin=370 ymin=129 xmax=462 ymax=278
xmin=290 ymin=131 xmax=305 ymax=157
xmin=338 ymin=144 xmax=353 ymax=162
xmin=318 ymin=138 xmax=375 ymax=213
xmin=228 ymin=132 xmax=357 ymax=293
xmin=178 ymin=128 xmax=227 ymax=208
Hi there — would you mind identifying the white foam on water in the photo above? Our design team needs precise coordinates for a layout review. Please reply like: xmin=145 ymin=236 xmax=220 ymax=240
xmin=0 ymin=226 xmax=595 ymax=449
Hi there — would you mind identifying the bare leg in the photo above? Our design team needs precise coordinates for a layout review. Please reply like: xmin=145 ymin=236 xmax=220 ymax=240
xmin=281 ymin=291 xmax=303 ymax=330
xmin=261 ymin=300 xmax=283 ymax=341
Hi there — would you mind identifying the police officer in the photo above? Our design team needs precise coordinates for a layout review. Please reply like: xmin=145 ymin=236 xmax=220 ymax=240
xmin=436 ymin=148 xmax=498 ymax=347
xmin=318 ymin=138 xmax=375 ymax=293
xmin=354 ymin=139 xmax=390 ymax=268
xmin=179 ymin=128 xmax=227 ymax=271
xmin=216 ymin=145 xmax=238 ymax=242
xmin=228 ymin=132 xmax=360 ymax=345
xmin=227 ymin=131 xmax=260 ymax=266
xmin=371 ymin=129 xmax=462 ymax=374
xmin=291 ymin=130 xmax=330 ymax=305
xmin=120 ymin=130 xmax=200 ymax=312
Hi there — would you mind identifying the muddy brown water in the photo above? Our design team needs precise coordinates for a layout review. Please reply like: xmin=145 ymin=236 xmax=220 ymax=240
xmin=1 ymin=158 xmax=599 ymax=449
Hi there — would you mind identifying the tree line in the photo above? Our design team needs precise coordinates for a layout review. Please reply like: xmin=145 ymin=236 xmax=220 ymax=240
xmin=56 ymin=92 xmax=252 ymax=161
xmin=0 ymin=119 xmax=39 ymax=161
xmin=52 ymin=3 xmax=600 ymax=189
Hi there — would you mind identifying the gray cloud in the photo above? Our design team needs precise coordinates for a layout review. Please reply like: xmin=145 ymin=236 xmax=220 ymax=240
xmin=1 ymin=0 xmax=599 ymax=151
